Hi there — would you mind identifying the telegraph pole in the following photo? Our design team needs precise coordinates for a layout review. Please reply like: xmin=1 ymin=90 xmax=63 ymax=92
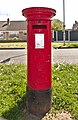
xmin=63 ymin=0 xmax=65 ymax=45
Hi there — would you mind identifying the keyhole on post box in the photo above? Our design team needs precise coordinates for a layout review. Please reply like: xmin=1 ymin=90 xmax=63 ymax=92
xmin=38 ymin=20 xmax=41 ymax=23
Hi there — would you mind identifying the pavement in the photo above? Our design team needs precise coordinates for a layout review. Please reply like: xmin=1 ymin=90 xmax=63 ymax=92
xmin=53 ymin=48 xmax=78 ymax=64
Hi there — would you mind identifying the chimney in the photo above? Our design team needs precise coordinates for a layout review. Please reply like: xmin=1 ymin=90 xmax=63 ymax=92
xmin=7 ymin=18 xmax=10 ymax=25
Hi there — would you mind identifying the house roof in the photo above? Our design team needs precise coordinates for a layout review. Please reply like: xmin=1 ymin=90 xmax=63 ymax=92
xmin=0 ymin=20 xmax=26 ymax=31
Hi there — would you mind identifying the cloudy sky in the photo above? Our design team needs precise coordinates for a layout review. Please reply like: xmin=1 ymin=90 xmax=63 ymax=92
xmin=0 ymin=0 xmax=78 ymax=29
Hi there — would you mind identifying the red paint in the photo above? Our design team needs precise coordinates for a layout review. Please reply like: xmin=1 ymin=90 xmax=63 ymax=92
xmin=22 ymin=7 xmax=56 ymax=90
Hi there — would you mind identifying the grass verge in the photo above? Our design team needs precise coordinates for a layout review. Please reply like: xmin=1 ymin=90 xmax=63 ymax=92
xmin=0 ymin=42 xmax=27 ymax=48
xmin=0 ymin=64 xmax=78 ymax=119
xmin=0 ymin=42 xmax=78 ymax=49
xmin=52 ymin=42 xmax=78 ymax=48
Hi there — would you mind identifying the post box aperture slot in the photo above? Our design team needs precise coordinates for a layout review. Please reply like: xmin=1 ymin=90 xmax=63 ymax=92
xmin=32 ymin=25 xmax=46 ymax=29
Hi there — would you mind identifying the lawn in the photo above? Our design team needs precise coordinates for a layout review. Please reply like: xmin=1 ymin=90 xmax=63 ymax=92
xmin=0 ymin=64 xmax=78 ymax=120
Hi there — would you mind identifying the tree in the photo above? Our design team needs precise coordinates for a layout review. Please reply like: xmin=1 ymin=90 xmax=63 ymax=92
xmin=52 ymin=19 xmax=63 ymax=30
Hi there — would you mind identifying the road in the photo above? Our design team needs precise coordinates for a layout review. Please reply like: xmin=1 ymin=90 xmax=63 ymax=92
xmin=0 ymin=48 xmax=78 ymax=64
xmin=0 ymin=49 xmax=27 ymax=64
xmin=53 ymin=48 xmax=78 ymax=64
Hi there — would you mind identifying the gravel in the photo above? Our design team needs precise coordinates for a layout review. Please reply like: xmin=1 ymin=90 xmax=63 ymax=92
xmin=42 ymin=110 xmax=73 ymax=120
xmin=21 ymin=108 xmax=74 ymax=120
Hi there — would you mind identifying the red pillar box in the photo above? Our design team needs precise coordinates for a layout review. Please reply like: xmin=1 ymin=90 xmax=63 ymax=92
xmin=22 ymin=7 xmax=56 ymax=116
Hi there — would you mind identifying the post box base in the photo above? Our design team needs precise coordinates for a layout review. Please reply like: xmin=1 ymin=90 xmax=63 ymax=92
xmin=26 ymin=87 xmax=52 ymax=116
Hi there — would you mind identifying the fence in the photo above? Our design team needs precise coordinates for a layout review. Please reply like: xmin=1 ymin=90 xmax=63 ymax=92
xmin=53 ymin=30 xmax=78 ymax=42
xmin=0 ymin=30 xmax=78 ymax=42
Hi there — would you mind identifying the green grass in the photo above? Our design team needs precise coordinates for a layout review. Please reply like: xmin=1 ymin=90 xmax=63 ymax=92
xmin=53 ymin=42 xmax=78 ymax=48
xmin=0 ymin=42 xmax=78 ymax=49
xmin=0 ymin=42 xmax=27 ymax=48
xmin=0 ymin=64 xmax=78 ymax=119
xmin=52 ymin=64 xmax=78 ymax=119
xmin=0 ymin=64 xmax=27 ymax=120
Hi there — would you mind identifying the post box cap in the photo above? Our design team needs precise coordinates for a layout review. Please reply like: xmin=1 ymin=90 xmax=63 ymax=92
xmin=22 ymin=7 xmax=56 ymax=20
